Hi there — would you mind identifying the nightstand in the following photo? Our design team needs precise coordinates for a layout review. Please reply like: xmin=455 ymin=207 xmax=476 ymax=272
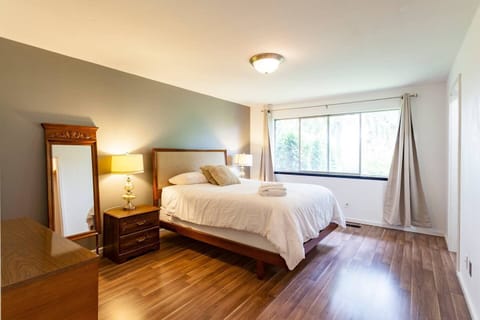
xmin=103 ymin=205 xmax=160 ymax=263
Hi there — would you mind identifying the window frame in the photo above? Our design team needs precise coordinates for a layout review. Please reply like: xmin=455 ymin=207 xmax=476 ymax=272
xmin=272 ymin=108 xmax=400 ymax=180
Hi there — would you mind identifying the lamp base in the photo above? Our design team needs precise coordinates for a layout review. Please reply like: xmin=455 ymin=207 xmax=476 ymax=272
xmin=122 ymin=194 xmax=136 ymax=210
xmin=121 ymin=175 xmax=137 ymax=210
xmin=239 ymin=166 xmax=246 ymax=178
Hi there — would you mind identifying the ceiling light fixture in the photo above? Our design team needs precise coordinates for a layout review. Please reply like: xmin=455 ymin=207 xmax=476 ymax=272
xmin=249 ymin=53 xmax=285 ymax=74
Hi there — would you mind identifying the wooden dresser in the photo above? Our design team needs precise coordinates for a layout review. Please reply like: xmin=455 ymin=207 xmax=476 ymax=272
xmin=103 ymin=205 xmax=160 ymax=263
xmin=1 ymin=218 xmax=99 ymax=320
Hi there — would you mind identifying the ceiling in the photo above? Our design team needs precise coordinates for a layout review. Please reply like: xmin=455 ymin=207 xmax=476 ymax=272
xmin=1 ymin=0 xmax=478 ymax=106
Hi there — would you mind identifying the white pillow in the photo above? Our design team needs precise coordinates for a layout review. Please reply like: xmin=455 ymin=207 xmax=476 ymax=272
xmin=168 ymin=171 xmax=208 ymax=185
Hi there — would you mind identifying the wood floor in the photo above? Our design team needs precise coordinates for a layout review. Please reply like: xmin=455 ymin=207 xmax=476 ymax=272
xmin=98 ymin=225 xmax=471 ymax=320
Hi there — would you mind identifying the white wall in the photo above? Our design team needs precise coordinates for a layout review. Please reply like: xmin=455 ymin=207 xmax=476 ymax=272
xmin=251 ymin=82 xmax=448 ymax=236
xmin=448 ymin=5 xmax=480 ymax=319
xmin=276 ymin=174 xmax=387 ymax=225
xmin=0 ymin=38 xmax=250 ymax=231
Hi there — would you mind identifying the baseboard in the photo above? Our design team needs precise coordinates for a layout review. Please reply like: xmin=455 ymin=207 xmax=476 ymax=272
xmin=346 ymin=218 xmax=444 ymax=237
xmin=457 ymin=271 xmax=478 ymax=320
xmin=445 ymin=237 xmax=456 ymax=253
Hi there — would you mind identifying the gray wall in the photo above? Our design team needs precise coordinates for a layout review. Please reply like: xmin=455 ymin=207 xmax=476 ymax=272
xmin=0 ymin=38 xmax=250 ymax=228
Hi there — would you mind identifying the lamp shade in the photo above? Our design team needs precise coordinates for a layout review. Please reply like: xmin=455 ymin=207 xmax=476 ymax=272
xmin=111 ymin=154 xmax=144 ymax=174
xmin=233 ymin=153 xmax=253 ymax=167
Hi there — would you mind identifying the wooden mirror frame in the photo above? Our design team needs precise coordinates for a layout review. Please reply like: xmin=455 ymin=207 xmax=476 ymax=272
xmin=42 ymin=123 xmax=101 ymax=246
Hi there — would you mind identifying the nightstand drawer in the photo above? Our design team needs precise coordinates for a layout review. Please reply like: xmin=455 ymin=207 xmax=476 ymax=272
xmin=119 ymin=227 xmax=159 ymax=253
xmin=119 ymin=211 xmax=158 ymax=235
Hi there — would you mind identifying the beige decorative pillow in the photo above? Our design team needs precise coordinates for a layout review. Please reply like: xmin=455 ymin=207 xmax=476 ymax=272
xmin=168 ymin=171 xmax=207 ymax=185
xmin=200 ymin=165 xmax=218 ymax=185
xmin=208 ymin=165 xmax=240 ymax=186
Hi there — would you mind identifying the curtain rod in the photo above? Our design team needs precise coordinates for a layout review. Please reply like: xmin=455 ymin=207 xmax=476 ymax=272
xmin=265 ymin=93 xmax=418 ymax=112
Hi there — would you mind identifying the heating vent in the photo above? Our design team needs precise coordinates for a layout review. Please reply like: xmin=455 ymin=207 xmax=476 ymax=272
xmin=346 ymin=223 xmax=362 ymax=228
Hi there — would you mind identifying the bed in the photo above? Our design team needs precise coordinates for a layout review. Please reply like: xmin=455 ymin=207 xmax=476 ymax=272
xmin=152 ymin=148 xmax=345 ymax=278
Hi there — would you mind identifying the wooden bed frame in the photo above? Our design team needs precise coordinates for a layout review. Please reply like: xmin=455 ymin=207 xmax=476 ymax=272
xmin=152 ymin=148 xmax=338 ymax=279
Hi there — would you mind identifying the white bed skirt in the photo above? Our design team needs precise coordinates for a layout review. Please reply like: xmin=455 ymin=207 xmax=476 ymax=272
xmin=160 ymin=210 xmax=278 ymax=253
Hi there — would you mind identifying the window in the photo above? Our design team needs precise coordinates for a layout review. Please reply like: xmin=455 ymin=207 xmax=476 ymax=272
xmin=301 ymin=117 xmax=328 ymax=171
xmin=274 ymin=109 xmax=400 ymax=178
xmin=329 ymin=114 xmax=360 ymax=174
xmin=274 ymin=118 xmax=299 ymax=171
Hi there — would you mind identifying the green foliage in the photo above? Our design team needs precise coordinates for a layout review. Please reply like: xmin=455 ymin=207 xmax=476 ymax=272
xmin=275 ymin=132 xmax=299 ymax=171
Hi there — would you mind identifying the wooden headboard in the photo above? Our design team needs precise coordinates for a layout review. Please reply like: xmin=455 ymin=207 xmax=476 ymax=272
xmin=152 ymin=148 xmax=227 ymax=206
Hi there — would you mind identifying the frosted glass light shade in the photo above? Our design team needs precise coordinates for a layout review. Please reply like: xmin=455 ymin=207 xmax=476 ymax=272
xmin=233 ymin=154 xmax=253 ymax=167
xmin=249 ymin=53 xmax=285 ymax=74
xmin=111 ymin=154 xmax=144 ymax=174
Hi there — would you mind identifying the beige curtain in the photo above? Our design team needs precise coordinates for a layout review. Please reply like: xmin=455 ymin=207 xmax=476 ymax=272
xmin=259 ymin=106 xmax=275 ymax=181
xmin=383 ymin=94 xmax=432 ymax=227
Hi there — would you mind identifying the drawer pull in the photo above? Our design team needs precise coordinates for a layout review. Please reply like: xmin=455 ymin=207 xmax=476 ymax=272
xmin=136 ymin=220 xmax=147 ymax=226
xmin=136 ymin=236 xmax=147 ymax=243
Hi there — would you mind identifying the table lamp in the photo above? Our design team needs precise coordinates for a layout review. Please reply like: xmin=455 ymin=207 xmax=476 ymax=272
xmin=111 ymin=153 xmax=144 ymax=210
xmin=233 ymin=153 xmax=252 ymax=178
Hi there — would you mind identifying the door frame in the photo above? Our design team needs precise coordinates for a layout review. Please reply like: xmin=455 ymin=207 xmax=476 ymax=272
xmin=447 ymin=74 xmax=462 ymax=271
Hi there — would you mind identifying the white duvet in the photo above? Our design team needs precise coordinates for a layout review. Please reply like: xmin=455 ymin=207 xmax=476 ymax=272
xmin=161 ymin=179 xmax=346 ymax=270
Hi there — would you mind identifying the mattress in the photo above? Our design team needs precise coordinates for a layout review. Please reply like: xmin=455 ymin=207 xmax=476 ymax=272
xmin=161 ymin=179 xmax=345 ymax=270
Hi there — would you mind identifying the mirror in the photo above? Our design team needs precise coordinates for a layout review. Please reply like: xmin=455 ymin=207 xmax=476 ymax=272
xmin=42 ymin=123 xmax=101 ymax=249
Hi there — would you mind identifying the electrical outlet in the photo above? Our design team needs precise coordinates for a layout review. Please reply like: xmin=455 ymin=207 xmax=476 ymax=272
xmin=469 ymin=261 xmax=472 ymax=277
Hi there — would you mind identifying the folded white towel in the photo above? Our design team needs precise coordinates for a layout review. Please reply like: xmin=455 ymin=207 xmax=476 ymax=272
xmin=259 ymin=183 xmax=285 ymax=191
xmin=260 ymin=182 xmax=284 ymax=188
xmin=259 ymin=187 xmax=287 ymax=192
xmin=259 ymin=189 xmax=287 ymax=197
